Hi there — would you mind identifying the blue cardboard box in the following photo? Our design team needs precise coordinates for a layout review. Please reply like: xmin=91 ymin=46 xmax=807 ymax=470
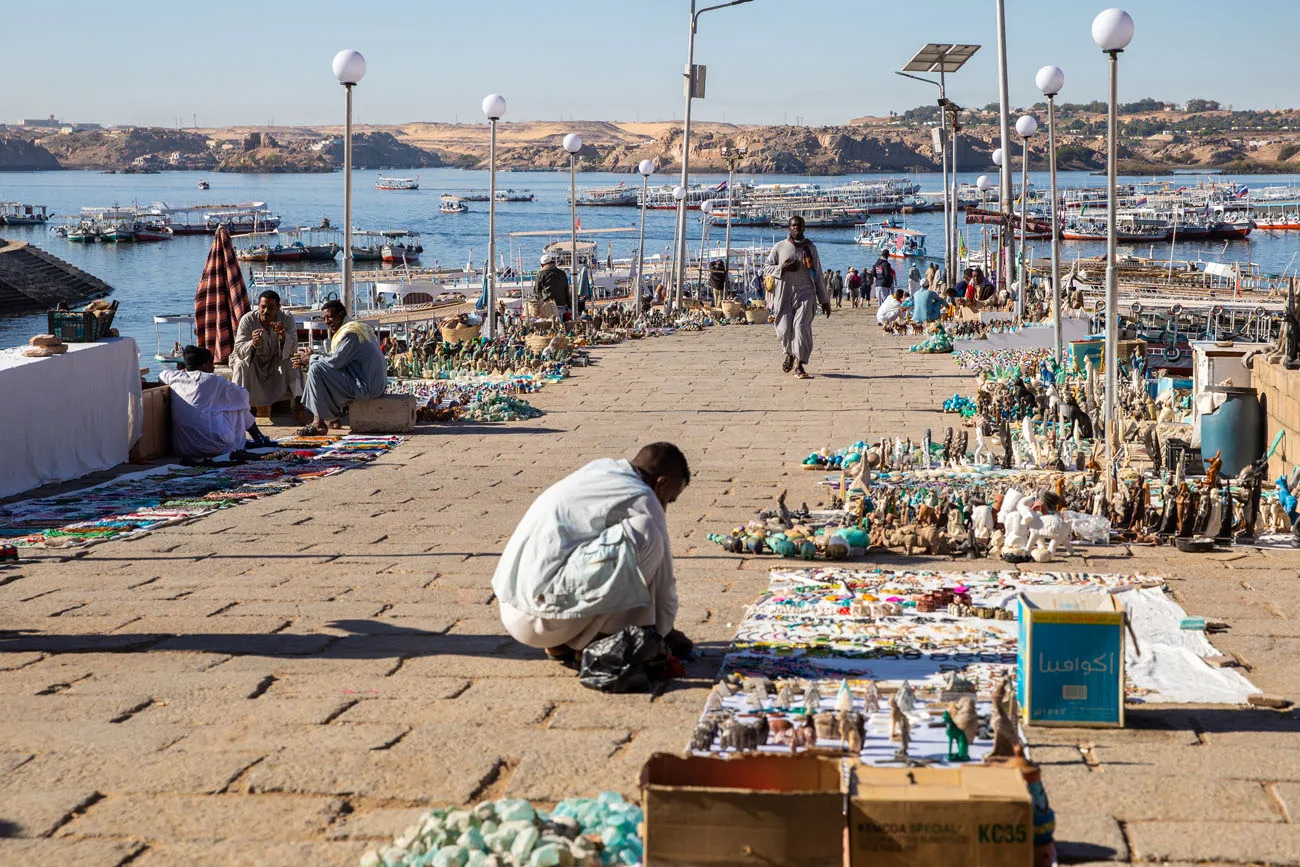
xmin=1017 ymin=591 xmax=1125 ymax=727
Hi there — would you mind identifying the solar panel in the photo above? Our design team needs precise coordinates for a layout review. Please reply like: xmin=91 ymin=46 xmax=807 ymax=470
xmin=901 ymin=43 xmax=981 ymax=73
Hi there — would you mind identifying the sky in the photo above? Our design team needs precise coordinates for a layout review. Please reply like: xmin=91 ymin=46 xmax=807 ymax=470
xmin=7 ymin=0 xmax=1296 ymax=129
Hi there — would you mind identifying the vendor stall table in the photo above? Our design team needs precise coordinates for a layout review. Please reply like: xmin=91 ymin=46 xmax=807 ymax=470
xmin=0 ymin=338 xmax=143 ymax=499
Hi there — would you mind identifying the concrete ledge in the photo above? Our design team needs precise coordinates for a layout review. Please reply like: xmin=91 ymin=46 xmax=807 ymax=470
xmin=349 ymin=394 xmax=416 ymax=434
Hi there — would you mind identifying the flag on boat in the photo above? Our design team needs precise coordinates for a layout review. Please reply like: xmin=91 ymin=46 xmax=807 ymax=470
xmin=575 ymin=215 xmax=582 ymax=232
xmin=958 ymin=234 xmax=968 ymax=260
xmin=194 ymin=225 xmax=250 ymax=364
xmin=714 ymin=180 xmax=728 ymax=192
xmin=1134 ymin=196 xmax=1148 ymax=206
xmin=1080 ymin=203 xmax=1087 ymax=216
xmin=1235 ymin=186 xmax=1250 ymax=199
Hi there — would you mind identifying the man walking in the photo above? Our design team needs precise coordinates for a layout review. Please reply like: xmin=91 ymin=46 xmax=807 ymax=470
xmin=846 ymin=267 xmax=862 ymax=308
xmin=831 ymin=269 xmax=845 ymax=308
xmin=871 ymin=251 xmax=895 ymax=306
xmin=765 ymin=216 xmax=830 ymax=380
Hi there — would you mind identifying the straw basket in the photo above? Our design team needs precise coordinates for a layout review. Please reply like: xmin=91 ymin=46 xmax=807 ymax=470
xmin=526 ymin=332 xmax=570 ymax=354
xmin=524 ymin=299 xmax=558 ymax=320
xmin=721 ymin=300 xmax=745 ymax=319
xmin=745 ymin=307 xmax=771 ymax=325
xmin=440 ymin=321 xmax=482 ymax=343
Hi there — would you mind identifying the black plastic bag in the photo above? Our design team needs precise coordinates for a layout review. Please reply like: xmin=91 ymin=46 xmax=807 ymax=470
xmin=578 ymin=626 xmax=668 ymax=693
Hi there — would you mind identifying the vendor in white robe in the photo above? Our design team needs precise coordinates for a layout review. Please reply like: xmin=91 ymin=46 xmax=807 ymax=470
xmin=493 ymin=443 xmax=695 ymax=664
xmin=159 ymin=345 xmax=273 ymax=458
xmin=877 ymin=289 xmax=908 ymax=326
xmin=764 ymin=216 xmax=830 ymax=380
xmin=292 ymin=300 xmax=387 ymax=436
xmin=231 ymin=289 xmax=298 ymax=411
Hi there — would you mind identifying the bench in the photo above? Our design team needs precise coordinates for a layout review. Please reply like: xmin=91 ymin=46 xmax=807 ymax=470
xmin=348 ymin=394 xmax=417 ymax=433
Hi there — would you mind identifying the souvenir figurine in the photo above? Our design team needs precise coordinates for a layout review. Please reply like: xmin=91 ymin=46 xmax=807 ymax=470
xmin=986 ymin=678 xmax=1022 ymax=760
xmin=802 ymin=683 xmax=822 ymax=714
xmin=690 ymin=718 xmax=720 ymax=752
xmin=952 ymin=695 xmax=980 ymax=746
xmin=839 ymin=710 xmax=865 ymax=755
xmin=863 ymin=679 xmax=882 ymax=712
xmin=775 ymin=681 xmax=795 ymax=710
xmin=943 ymin=710 xmax=970 ymax=762
xmin=835 ymin=679 xmax=854 ymax=713
xmin=889 ymin=694 xmax=908 ymax=742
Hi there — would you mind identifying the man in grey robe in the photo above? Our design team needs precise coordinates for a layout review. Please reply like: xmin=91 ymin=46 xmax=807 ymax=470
xmin=292 ymin=300 xmax=387 ymax=435
xmin=231 ymin=289 xmax=298 ymax=410
xmin=765 ymin=216 xmax=830 ymax=379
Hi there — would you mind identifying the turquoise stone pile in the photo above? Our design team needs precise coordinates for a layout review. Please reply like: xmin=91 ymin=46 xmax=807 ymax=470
xmin=463 ymin=395 xmax=545 ymax=423
xmin=359 ymin=793 xmax=644 ymax=867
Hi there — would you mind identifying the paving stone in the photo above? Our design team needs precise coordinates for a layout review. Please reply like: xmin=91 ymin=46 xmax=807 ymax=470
xmin=61 ymin=793 xmax=343 ymax=842
xmin=244 ymin=750 xmax=499 ymax=802
xmin=0 ymin=787 xmax=102 ymax=837
xmin=1126 ymin=820 xmax=1300 ymax=865
xmin=126 ymin=841 xmax=372 ymax=867
xmin=325 ymin=806 xmax=428 ymax=841
xmin=176 ymin=722 xmax=409 ymax=753
xmin=3 ymin=750 xmax=259 ymax=795
xmin=0 ymin=838 xmax=145 ymax=866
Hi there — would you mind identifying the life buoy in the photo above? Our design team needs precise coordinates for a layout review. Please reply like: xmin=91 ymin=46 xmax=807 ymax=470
xmin=1171 ymin=303 xmax=1183 ymax=316
xmin=1210 ymin=305 xmax=1224 ymax=317
xmin=1163 ymin=345 xmax=1183 ymax=362
xmin=1130 ymin=302 xmax=1142 ymax=315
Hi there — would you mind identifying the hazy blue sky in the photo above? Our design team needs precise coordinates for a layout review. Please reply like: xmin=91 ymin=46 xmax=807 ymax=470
xmin=7 ymin=0 xmax=1294 ymax=128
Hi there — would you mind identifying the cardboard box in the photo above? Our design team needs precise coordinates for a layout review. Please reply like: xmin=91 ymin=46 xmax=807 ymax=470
xmin=129 ymin=383 xmax=171 ymax=461
xmin=848 ymin=766 xmax=1032 ymax=867
xmin=1017 ymin=591 xmax=1125 ymax=727
xmin=640 ymin=753 xmax=844 ymax=866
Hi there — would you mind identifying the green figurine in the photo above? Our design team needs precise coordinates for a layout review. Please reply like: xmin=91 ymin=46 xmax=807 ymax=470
xmin=943 ymin=710 xmax=970 ymax=762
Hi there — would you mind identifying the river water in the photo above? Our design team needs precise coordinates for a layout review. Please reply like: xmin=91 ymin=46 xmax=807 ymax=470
xmin=2 ymin=167 xmax=1298 ymax=371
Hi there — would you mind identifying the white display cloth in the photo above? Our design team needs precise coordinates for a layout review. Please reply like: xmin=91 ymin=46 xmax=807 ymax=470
xmin=0 ymin=338 xmax=143 ymax=498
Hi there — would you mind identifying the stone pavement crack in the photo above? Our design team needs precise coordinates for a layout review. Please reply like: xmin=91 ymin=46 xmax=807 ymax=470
xmin=246 ymin=675 xmax=277 ymax=699
xmin=109 ymin=697 xmax=155 ymax=724
xmin=44 ymin=790 xmax=104 ymax=837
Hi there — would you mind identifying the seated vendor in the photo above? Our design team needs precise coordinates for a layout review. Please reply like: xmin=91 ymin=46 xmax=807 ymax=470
xmin=160 ymin=345 xmax=274 ymax=458
xmin=911 ymin=285 xmax=946 ymax=323
xmin=493 ymin=443 xmax=694 ymax=665
xmin=876 ymin=288 xmax=907 ymax=326
xmin=231 ymin=289 xmax=298 ymax=414
xmin=292 ymin=300 xmax=387 ymax=436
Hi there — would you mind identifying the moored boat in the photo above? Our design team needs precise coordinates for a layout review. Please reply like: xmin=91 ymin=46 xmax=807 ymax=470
xmin=1 ymin=203 xmax=51 ymax=225
xmin=439 ymin=195 xmax=468 ymax=214
xmin=377 ymin=174 xmax=420 ymax=191
xmin=134 ymin=222 xmax=174 ymax=242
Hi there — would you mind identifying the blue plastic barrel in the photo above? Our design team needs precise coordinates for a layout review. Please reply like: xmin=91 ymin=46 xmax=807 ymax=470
xmin=1200 ymin=386 xmax=1264 ymax=478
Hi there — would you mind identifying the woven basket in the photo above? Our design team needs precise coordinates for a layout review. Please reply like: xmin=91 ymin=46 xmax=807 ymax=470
xmin=440 ymin=322 xmax=482 ymax=343
xmin=525 ymin=333 xmax=570 ymax=354
xmin=721 ymin=300 xmax=745 ymax=319
xmin=524 ymin=299 xmax=558 ymax=320
xmin=745 ymin=307 xmax=771 ymax=324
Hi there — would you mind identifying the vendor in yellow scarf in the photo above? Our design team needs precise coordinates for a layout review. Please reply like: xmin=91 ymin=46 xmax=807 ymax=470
xmin=291 ymin=299 xmax=387 ymax=436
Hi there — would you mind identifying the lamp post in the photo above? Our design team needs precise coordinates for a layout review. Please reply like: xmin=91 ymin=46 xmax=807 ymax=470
xmin=673 ymin=0 xmax=755 ymax=323
xmin=1014 ymin=114 xmax=1037 ymax=321
xmin=636 ymin=158 xmax=656 ymax=315
xmin=1036 ymin=65 xmax=1065 ymax=369
xmin=977 ymin=174 xmax=992 ymax=269
xmin=698 ymin=200 xmax=714 ymax=305
xmin=1093 ymin=8 xmax=1134 ymax=476
xmin=671 ymin=184 xmax=687 ymax=308
xmin=994 ymin=0 xmax=1014 ymax=291
xmin=481 ymin=93 xmax=506 ymax=339
xmin=720 ymin=145 xmax=746 ymax=286
xmin=331 ymin=49 xmax=366 ymax=315
xmin=563 ymin=133 xmax=582 ymax=317
xmin=992 ymin=148 xmax=1004 ymax=289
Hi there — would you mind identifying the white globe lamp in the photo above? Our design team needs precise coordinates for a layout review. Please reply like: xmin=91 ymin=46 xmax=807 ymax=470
xmin=992 ymin=148 xmax=1003 ymax=167
xmin=976 ymin=175 xmax=992 ymax=192
xmin=638 ymin=159 xmax=656 ymax=177
xmin=481 ymin=93 xmax=506 ymax=120
xmin=1092 ymin=8 xmax=1134 ymax=52
xmin=332 ymin=49 xmax=366 ymax=85
xmin=672 ymin=185 xmax=687 ymax=201
xmin=563 ymin=133 xmax=583 ymax=154
xmin=1035 ymin=65 xmax=1065 ymax=97
xmin=1016 ymin=115 xmax=1038 ymax=138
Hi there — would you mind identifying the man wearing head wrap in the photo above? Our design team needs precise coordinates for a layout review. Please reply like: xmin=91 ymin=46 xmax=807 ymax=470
xmin=231 ymin=289 xmax=298 ymax=412
xmin=291 ymin=300 xmax=387 ymax=436
xmin=764 ymin=215 xmax=830 ymax=379
xmin=534 ymin=253 xmax=572 ymax=317
xmin=160 ymin=345 xmax=273 ymax=458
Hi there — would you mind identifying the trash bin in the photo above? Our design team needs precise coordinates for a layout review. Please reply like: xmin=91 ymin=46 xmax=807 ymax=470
xmin=1199 ymin=386 xmax=1264 ymax=478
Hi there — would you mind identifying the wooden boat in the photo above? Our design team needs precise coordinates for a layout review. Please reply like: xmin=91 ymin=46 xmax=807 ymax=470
xmin=134 ymin=222 xmax=174 ymax=242
xmin=381 ymin=230 xmax=423 ymax=264
xmin=439 ymin=195 xmax=467 ymax=214
xmin=1 ymin=203 xmax=50 ymax=225
xmin=99 ymin=220 xmax=136 ymax=243
xmin=573 ymin=183 xmax=638 ymax=206
xmin=855 ymin=223 xmax=927 ymax=258
xmin=377 ymin=174 xmax=419 ymax=191
xmin=197 ymin=180 xmax=210 ymax=190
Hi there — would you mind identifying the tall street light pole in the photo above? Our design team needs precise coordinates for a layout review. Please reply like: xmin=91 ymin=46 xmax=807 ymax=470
xmin=674 ymin=0 xmax=754 ymax=313
xmin=563 ymin=133 xmax=583 ymax=318
xmin=995 ymin=0 xmax=1015 ymax=292
xmin=332 ymin=49 xmax=366 ymax=315
xmin=1015 ymin=114 xmax=1037 ymax=320
xmin=721 ymin=145 xmax=745 ymax=287
xmin=896 ymin=44 xmax=979 ymax=289
xmin=671 ymin=185 xmax=686 ymax=307
xmin=636 ymin=159 xmax=656 ymax=316
xmin=1093 ymin=7 xmax=1134 ymax=481
xmin=481 ymin=93 xmax=506 ymax=339
xmin=1036 ymin=65 xmax=1065 ymax=369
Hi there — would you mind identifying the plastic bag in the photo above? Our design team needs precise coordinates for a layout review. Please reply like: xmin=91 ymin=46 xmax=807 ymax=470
xmin=1063 ymin=510 xmax=1111 ymax=544
xmin=578 ymin=626 xmax=668 ymax=693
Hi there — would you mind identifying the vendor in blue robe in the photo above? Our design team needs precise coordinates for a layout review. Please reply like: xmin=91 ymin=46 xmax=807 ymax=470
xmin=292 ymin=299 xmax=387 ymax=435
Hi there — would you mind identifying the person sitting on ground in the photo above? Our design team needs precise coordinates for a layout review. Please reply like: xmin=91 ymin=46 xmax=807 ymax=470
xmin=877 ymin=288 xmax=908 ymax=326
xmin=953 ymin=268 xmax=973 ymax=302
xmin=291 ymin=300 xmax=386 ymax=436
xmin=231 ymin=289 xmax=298 ymax=416
xmin=911 ymin=283 xmax=947 ymax=323
xmin=493 ymin=443 xmax=694 ymax=665
xmin=534 ymin=253 xmax=572 ymax=317
xmin=160 ymin=345 xmax=274 ymax=458
xmin=974 ymin=267 xmax=997 ymax=302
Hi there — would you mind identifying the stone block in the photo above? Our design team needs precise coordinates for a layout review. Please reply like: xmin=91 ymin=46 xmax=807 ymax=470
xmin=349 ymin=395 xmax=416 ymax=434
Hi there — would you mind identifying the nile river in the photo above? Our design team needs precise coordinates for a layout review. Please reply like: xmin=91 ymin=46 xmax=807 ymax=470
xmin=2 ymin=167 xmax=1298 ymax=371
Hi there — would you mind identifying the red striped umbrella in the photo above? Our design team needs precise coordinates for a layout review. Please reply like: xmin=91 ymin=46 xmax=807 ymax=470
xmin=194 ymin=225 xmax=250 ymax=364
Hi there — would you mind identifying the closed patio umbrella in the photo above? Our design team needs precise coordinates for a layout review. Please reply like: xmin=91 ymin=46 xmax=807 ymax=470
xmin=194 ymin=225 xmax=250 ymax=364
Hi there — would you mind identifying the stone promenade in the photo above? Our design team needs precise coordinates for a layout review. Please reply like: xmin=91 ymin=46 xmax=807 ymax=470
xmin=2 ymin=309 xmax=1299 ymax=866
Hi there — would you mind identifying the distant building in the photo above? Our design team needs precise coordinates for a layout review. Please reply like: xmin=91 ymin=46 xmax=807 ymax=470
xmin=309 ymin=137 xmax=338 ymax=152
xmin=21 ymin=115 xmax=60 ymax=128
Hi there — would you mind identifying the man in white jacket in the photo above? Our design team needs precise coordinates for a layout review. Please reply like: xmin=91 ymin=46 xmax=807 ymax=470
xmin=493 ymin=443 xmax=693 ymax=663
